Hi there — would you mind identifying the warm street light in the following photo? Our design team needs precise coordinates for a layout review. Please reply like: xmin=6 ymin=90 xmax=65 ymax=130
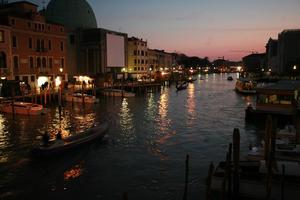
xmin=293 ymin=65 xmax=297 ymax=70
xmin=59 ymin=67 xmax=63 ymax=73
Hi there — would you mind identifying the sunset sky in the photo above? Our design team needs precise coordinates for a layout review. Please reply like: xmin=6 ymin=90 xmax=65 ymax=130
xmin=12 ymin=0 xmax=300 ymax=61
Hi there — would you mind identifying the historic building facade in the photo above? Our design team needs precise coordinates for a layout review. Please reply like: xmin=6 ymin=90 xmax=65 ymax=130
xmin=127 ymin=37 xmax=148 ymax=76
xmin=0 ymin=1 xmax=68 ymax=88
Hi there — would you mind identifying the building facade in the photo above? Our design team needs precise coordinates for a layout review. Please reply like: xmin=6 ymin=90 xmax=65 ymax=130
xmin=148 ymin=49 xmax=175 ymax=72
xmin=0 ymin=25 xmax=12 ymax=80
xmin=265 ymin=38 xmax=278 ymax=73
xmin=0 ymin=1 xmax=68 ymax=89
xmin=242 ymin=53 xmax=265 ymax=73
xmin=278 ymin=29 xmax=300 ymax=75
xmin=127 ymin=37 xmax=148 ymax=75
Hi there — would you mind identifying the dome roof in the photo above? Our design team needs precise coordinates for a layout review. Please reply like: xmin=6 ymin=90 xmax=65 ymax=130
xmin=45 ymin=0 xmax=97 ymax=30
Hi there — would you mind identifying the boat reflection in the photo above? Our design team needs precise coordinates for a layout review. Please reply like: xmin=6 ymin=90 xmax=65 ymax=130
xmin=64 ymin=163 xmax=84 ymax=181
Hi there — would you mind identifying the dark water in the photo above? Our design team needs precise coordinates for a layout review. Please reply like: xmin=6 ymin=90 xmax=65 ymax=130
xmin=0 ymin=73 xmax=261 ymax=200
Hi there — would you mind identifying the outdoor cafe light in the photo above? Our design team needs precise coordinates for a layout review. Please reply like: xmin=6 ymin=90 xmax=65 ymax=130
xmin=55 ymin=76 xmax=62 ymax=87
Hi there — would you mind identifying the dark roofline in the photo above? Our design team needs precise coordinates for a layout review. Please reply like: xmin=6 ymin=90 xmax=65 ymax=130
xmin=243 ymin=53 xmax=265 ymax=59
xmin=2 ymin=1 xmax=38 ymax=8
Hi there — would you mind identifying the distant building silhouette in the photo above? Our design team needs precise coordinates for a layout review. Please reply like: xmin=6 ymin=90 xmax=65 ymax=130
xmin=242 ymin=53 xmax=265 ymax=73
xmin=265 ymin=38 xmax=278 ymax=73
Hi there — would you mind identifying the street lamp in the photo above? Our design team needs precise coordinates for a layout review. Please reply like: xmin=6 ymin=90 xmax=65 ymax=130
xmin=293 ymin=65 xmax=297 ymax=70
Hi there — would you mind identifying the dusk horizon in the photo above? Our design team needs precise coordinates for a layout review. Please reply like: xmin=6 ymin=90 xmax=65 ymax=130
xmin=9 ymin=0 xmax=300 ymax=61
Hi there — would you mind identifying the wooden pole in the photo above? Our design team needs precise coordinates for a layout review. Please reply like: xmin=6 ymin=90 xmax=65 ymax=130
xmin=123 ymin=192 xmax=128 ymax=200
xmin=206 ymin=162 xmax=214 ymax=200
xmin=264 ymin=116 xmax=272 ymax=163
xmin=183 ymin=154 xmax=189 ymax=200
xmin=233 ymin=128 xmax=240 ymax=200
xmin=228 ymin=143 xmax=232 ymax=199
xmin=296 ymin=115 xmax=300 ymax=143
xmin=222 ymin=152 xmax=230 ymax=200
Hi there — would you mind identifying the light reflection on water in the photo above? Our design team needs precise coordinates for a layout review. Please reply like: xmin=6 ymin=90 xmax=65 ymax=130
xmin=0 ymin=73 xmax=260 ymax=200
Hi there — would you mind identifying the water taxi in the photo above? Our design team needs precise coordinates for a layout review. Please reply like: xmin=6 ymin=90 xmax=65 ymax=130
xmin=0 ymin=102 xmax=43 ymax=115
xmin=32 ymin=122 xmax=109 ymax=157
xmin=235 ymin=78 xmax=256 ymax=94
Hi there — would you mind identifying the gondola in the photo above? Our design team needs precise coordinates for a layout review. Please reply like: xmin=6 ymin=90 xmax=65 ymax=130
xmin=32 ymin=122 xmax=109 ymax=157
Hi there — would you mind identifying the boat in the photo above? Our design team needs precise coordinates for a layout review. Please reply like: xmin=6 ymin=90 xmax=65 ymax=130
xmin=245 ymin=80 xmax=300 ymax=122
xmin=102 ymin=89 xmax=135 ymax=97
xmin=32 ymin=122 xmax=109 ymax=157
xmin=65 ymin=93 xmax=99 ymax=103
xmin=0 ymin=101 xmax=43 ymax=115
xmin=235 ymin=78 xmax=256 ymax=94
xmin=227 ymin=76 xmax=233 ymax=81
xmin=187 ymin=77 xmax=197 ymax=83
xmin=176 ymin=81 xmax=188 ymax=91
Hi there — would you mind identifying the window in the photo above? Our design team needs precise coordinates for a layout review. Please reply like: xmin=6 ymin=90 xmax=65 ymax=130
xmin=48 ymin=25 xmax=51 ymax=31
xmin=60 ymin=41 xmax=64 ymax=51
xmin=48 ymin=40 xmax=52 ymax=50
xmin=29 ymin=38 xmax=32 ymax=49
xmin=134 ymin=50 xmax=137 ymax=56
xmin=12 ymin=36 xmax=17 ymax=48
xmin=29 ymin=57 xmax=34 ymax=68
xmin=138 ymin=59 xmax=140 ymax=64
xmin=137 ymin=50 xmax=140 ymax=55
xmin=37 ymin=39 xmax=41 ymax=50
xmin=37 ymin=57 xmax=41 ymax=68
xmin=49 ymin=58 xmax=52 ymax=68
xmin=61 ymin=58 xmax=65 ymax=68
xmin=141 ymin=51 xmax=144 ymax=56
xmin=42 ymin=57 xmax=47 ymax=68
xmin=134 ymin=67 xmax=137 ymax=71
xmin=35 ymin=23 xmax=37 ymax=30
xmin=41 ymin=40 xmax=45 ymax=50
xmin=11 ymin=19 xmax=15 ymax=25
xmin=70 ymin=35 xmax=75 ymax=44
xmin=0 ymin=52 xmax=6 ymax=68
xmin=15 ymin=76 xmax=19 ymax=81
xmin=138 ymin=67 xmax=140 ymax=71
xmin=42 ymin=24 xmax=45 ymax=30
xmin=13 ymin=56 xmax=19 ymax=68
xmin=31 ymin=76 xmax=35 ymax=82
xmin=145 ymin=52 xmax=148 ymax=56
xmin=38 ymin=24 xmax=41 ymax=30
xmin=141 ymin=59 xmax=144 ymax=64
xmin=134 ymin=59 xmax=137 ymax=65
xmin=0 ymin=30 xmax=4 ymax=42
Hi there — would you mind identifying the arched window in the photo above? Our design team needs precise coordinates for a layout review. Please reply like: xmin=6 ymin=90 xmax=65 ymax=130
xmin=0 ymin=52 xmax=6 ymax=68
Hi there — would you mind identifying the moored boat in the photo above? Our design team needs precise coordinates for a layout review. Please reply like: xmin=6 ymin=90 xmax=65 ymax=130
xmin=227 ymin=76 xmax=233 ymax=81
xmin=0 ymin=101 xmax=43 ymax=115
xmin=65 ymin=93 xmax=98 ymax=103
xmin=32 ymin=122 xmax=109 ymax=157
xmin=176 ymin=81 xmax=188 ymax=91
xmin=102 ymin=89 xmax=135 ymax=97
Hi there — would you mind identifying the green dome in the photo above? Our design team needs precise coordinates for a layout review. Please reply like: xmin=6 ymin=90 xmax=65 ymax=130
xmin=45 ymin=0 xmax=97 ymax=30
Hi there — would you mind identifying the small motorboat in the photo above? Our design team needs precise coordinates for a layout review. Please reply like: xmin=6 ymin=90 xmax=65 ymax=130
xmin=227 ymin=76 xmax=233 ymax=81
xmin=102 ymin=89 xmax=135 ymax=97
xmin=0 ymin=101 xmax=43 ymax=115
xmin=235 ymin=78 xmax=256 ymax=94
xmin=32 ymin=122 xmax=109 ymax=157
xmin=65 ymin=93 xmax=99 ymax=104
xmin=176 ymin=81 xmax=189 ymax=91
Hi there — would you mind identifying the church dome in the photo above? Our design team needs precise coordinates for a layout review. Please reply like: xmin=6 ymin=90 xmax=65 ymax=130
xmin=45 ymin=0 xmax=97 ymax=30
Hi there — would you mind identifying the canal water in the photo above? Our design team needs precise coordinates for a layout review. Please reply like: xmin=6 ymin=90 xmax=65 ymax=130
xmin=0 ymin=73 xmax=262 ymax=200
